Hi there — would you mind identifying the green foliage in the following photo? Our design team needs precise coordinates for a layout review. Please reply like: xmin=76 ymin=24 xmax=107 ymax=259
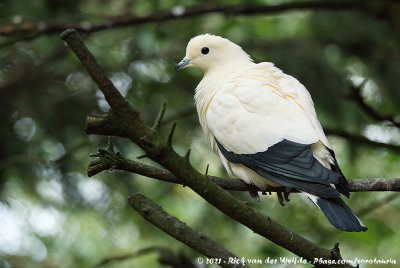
xmin=0 ymin=0 xmax=399 ymax=267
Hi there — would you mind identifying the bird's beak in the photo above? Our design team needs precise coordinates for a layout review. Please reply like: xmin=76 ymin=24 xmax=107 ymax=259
xmin=175 ymin=58 xmax=190 ymax=71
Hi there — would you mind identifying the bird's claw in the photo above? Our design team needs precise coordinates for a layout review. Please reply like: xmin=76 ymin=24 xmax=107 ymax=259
xmin=248 ymin=185 xmax=261 ymax=202
xmin=276 ymin=187 xmax=292 ymax=207
xmin=277 ymin=192 xmax=285 ymax=207
xmin=261 ymin=190 xmax=267 ymax=195
xmin=249 ymin=190 xmax=260 ymax=202
xmin=284 ymin=189 xmax=291 ymax=202
xmin=248 ymin=186 xmax=292 ymax=205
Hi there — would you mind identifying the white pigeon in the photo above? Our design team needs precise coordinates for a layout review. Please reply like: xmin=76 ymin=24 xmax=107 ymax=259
xmin=175 ymin=34 xmax=367 ymax=232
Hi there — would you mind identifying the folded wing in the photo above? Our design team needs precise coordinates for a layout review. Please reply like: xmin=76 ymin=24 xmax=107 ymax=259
xmin=206 ymin=63 xmax=344 ymax=197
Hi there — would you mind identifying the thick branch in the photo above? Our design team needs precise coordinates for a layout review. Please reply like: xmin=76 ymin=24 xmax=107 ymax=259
xmin=1 ymin=0 xmax=394 ymax=44
xmin=60 ymin=29 xmax=137 ymax=117
xmin=87 ymin=145 xmax=400 ymax=193
xmin=129 ymin=193 xmax=248 ymax=268
xmin=64 ymin=29 xmax=353 ymax=267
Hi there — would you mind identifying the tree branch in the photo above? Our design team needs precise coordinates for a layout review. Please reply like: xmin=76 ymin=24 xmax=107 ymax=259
xmin=87 ymin=143 xmax=400 ymax=193
xmin=324 ymin=127 xmax=400 ymax=153
xmin=63 ymin=28 xmax=354 ymax=267
xmin=129 ymin=193 xmax=248 ymax=268
xmin=94 ymin=246 xmax=197 ymax=268
xmin=348 ymin=83 xmax=400 ymax=128
xmin=357 ymin=192 xmax=399 ymax=217
xmin=1 ymin=0 xmax=395 ymax=46
xmin=60 ymin=29 xmax=138 ymax=118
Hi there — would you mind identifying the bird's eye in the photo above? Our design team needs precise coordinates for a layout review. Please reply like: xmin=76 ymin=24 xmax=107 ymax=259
xmin=201 ymin=47 xmax=210 ymax=55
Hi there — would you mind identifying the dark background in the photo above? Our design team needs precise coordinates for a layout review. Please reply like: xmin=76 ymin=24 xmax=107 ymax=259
xmin=0 ymin=0 xmax=399 ymax=267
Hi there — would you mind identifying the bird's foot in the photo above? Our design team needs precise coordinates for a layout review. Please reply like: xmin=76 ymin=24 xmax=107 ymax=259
xmin=276 ymin=187 xmax=292 ymax=207
xmin=247 ymin=185 xmax=261 ymax=202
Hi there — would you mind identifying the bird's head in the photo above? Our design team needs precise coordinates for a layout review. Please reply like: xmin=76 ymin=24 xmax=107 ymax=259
xmin=175 ymin=34 xmax=252 ymax=74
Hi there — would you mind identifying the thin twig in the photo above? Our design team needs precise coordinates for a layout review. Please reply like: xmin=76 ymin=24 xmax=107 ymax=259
xmin=357 ymin=192 xmax=400 ymax=217
xmin=1 ymin=0 xmax=393 ymax=46
xmin=152 ymin=102 xmax=167 ymax=131
xmin=348 ymin=83 xmax=400 ymax=128
xmin=324 ymin=127 xmax=400 ymax=153
xmin=167 ymin=122 xmax=177 ymax=147
xmin=94 ymin=247 xmax=161 ymax=268
xmin=94 ymin=246 xmax=197 ymax=268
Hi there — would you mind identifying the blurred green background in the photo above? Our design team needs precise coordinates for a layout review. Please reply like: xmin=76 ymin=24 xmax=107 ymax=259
xmin=1 ymin=0 xmax=399 ymax=267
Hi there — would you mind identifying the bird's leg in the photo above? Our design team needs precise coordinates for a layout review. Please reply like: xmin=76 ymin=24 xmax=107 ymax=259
xmin=284 ymin=187 xmax=291 ymax=202
xmin=248 ymin=185 xmax=260 ymax=202
xmin=277 ymin=192 xmax=285 ymax=207
xmin=276 ymin=187 xmax=292 ymax=207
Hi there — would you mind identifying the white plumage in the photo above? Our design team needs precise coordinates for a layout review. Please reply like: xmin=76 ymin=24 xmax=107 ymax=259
xmin=176 ymin=34 xmax=367 ymax=232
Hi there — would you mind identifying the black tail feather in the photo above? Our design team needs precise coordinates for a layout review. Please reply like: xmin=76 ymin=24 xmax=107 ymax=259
xmin=309 ymin=196 xmax=367 ymax=232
